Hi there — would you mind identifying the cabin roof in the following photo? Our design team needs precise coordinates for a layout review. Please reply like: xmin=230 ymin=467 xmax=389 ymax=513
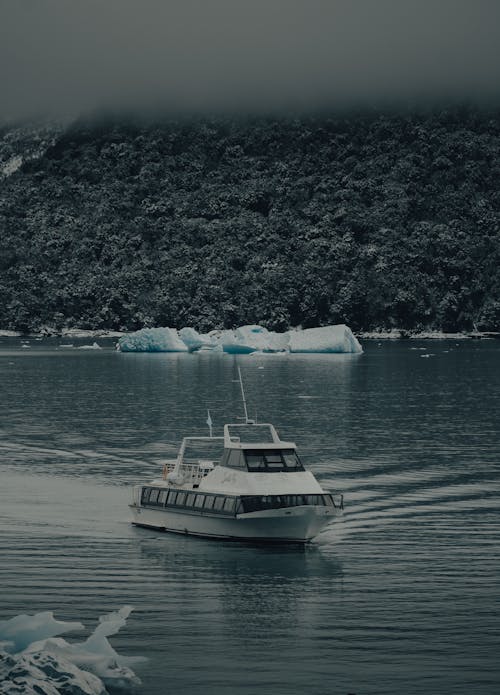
xmin=223 ymin=423 xmax=296 ymax=450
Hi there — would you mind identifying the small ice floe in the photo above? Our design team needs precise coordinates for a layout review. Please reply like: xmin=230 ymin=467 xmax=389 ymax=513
xmin=0 ymin=606 xmax=144 ymax=695
xmin=420 ymin=353 xmax=435 ymax=358
xmin=77 ymin=342 xmax=102 ymax=350
xmin=21 ymin=345 xmax=31 ymax=349
xmin=60 ymin=344 xmax=74 ymax=348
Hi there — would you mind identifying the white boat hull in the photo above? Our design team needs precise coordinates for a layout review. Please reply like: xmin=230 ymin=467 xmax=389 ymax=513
xmin=130 ymin=503 xmax=339 ymax=543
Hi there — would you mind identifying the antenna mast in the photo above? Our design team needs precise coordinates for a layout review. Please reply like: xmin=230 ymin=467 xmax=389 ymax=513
xmin=237 ymin=367 xmax=251 ymax=424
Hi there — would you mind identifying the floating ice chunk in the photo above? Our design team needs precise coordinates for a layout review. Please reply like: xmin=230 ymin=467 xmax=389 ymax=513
xmin=287 ymin=325 xmax=362 ymax=353
xmin=178 ymin=327 xmax=216 ymax=352
xmin=215 ymin=327 xmax=261 ymax=353
xmin=0 ymin=607 xmax=143 ymax=695
xmin=211 ymin=329 xmax=250 ymax=354
xmin=118 ymin=327 xmax=188 ymax=352
xmin=0 ymin=612 xmax=84 ymax=653
xmin=236 ymin=325 xmax=288 ymax=353
xmin=210 ymin=325 xmax=288 ymax=353
xmin=77 ymin=342 xmax=102 ymax=350
xmin=119 ymin=323 xmax=362 ymax=354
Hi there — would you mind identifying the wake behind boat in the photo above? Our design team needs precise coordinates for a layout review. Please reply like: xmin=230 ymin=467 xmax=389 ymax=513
xmin=130 ymin=371 xmax=343 ymax=543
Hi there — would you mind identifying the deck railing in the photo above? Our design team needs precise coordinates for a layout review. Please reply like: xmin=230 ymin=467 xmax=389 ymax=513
xmin=162 ymin=460 xmax=214 ymax=484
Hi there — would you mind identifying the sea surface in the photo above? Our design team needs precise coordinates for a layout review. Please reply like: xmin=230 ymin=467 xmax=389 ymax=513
xmin=0 ymin=337 xmax=499 ymax=694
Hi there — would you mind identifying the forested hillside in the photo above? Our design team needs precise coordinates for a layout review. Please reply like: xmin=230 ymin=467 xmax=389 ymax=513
xmin=1 ymin=107 xmax=499 ymax=333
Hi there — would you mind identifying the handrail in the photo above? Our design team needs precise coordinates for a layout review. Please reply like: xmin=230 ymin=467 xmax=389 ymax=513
xmin=163 ymin=460 xmax=216 ymax=483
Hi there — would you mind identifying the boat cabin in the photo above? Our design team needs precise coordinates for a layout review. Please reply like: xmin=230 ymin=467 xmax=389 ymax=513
xmin=220 ymin=423 xmax=303 ymax=472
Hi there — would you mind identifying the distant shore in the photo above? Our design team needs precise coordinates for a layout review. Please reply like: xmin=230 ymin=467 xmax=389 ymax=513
xmin=356 ymin=329 xmax=500 ymax=340
xmin=1 ymin=327 xmax=499 ymax=340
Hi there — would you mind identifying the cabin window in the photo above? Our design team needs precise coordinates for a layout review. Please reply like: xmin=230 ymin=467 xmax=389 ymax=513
xmin=166 ymin=490 xmax=177 ymax=505
xmin=158 ymin=490 xmax=168 ymax=505
xmin=224 ymin=449 xmax=246 ymax=470
xmin=239 ymin=494 xmax=328 ymax=512
xmin=244 ymin=449 xmax=305 ymax=473
xmin=185 ymin=493 xmax=196 ymax=507
xmin=245 ymin=453 xmax=266 ymax=471
xmin=149 ymin=489 xmax=159 ymax=504
xmin=223 ymin=497 xmax=236 ymax=514
xmin=194 ymin=495 xmax=205 ymax=509
xmin=213 ymin=496 xmax=225 ymax=511
xmin=305 ymin=495 xmax=320 ymax=506
xmin=203 ymin=495 xmax=215 ymax=509
xmin=175 ymin=492 xmax=187 ymax=506
xmin=141 ymin=488 xmax=150 ymax=504
xmin=283 ymin=451 xmax=303 ymax=471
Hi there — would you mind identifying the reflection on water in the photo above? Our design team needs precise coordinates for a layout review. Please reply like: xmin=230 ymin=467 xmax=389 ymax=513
xmin=0 ymin=338 xmax=499 ymax=694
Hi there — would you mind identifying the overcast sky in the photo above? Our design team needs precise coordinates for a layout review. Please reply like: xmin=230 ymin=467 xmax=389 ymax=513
xmin=1 ymin=0 xmax=500 ymax=120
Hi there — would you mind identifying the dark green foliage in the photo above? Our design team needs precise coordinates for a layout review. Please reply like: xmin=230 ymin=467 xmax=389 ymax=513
xmin=1 ymin=107 xmax=499 ymax=332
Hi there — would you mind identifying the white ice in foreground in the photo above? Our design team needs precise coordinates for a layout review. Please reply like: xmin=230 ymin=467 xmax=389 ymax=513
xmin=0 ymin=606 xmax=143 ymax=695
xmin=118 ymin=323 xmax=362 ymax=354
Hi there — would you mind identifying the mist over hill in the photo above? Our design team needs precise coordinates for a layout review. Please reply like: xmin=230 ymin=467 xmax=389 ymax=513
xmin=1 ymin=107 xmax=499 ymax=334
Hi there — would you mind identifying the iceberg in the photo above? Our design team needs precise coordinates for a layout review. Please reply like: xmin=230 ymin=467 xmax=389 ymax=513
xmin=210 ymin=325 xmax=287 ymax=354
xmin=118 ymin=323 xmax=362 ymax=354
xmin=288 ymin=325 xmax=362 ymax=353
xmin=0 ymin=611 xmax=84 ymax=653
xmin=118 ymin=327 xmax=188 ymax=353
xmin=178 ymin=327 xmax=218 ymax=352
xmin=0 ymin=607 xmax=144 ymax=695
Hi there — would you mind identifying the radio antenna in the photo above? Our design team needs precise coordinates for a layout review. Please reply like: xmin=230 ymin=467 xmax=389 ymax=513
xmin=237 ymin=367 xmax=253 ymax=424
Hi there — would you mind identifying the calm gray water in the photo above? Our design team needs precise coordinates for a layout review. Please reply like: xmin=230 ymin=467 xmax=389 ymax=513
xmin=1 ymin=338 xmax=499 ymax=694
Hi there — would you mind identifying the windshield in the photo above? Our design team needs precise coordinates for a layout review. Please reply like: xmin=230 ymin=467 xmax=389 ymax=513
xmin=244 ymin=449 xmax=304 ymax=472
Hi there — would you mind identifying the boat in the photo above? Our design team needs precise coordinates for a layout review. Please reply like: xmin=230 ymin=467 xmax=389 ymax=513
xmin=130 ymin=370 xmax=343 ymax=543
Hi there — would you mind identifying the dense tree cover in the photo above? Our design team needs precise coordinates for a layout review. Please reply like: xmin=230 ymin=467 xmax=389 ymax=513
xmin=0 ymin=107 xmax=499 ymax=333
